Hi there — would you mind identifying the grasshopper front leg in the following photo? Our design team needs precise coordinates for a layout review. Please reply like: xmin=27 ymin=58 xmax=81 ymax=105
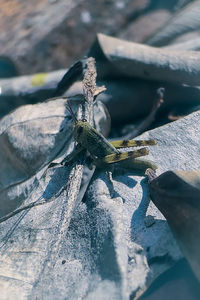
xmin=61 ymin=143 xmax=84 ymax=165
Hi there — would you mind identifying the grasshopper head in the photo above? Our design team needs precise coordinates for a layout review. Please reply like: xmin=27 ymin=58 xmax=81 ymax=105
xmin=66 ymin=101 xmax=92 ymax=144
xmin=74 ymin=119 xmax=90 ymax=144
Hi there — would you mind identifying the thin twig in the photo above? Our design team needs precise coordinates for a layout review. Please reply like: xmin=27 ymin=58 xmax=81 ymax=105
xmin=36 ymin=57 xmax=98 ymax=271
xmin=0 ymin=58 xmax=97 ymax=226
xmin=60 ymin=57 xmax=97 ymax=218
xmin=119 ymin=87 xmax=164 ymax=140
xmin=82 ymin=57 xmax=97 ymax=124
xmin=145 ymin=168 xmax=157 ymax=183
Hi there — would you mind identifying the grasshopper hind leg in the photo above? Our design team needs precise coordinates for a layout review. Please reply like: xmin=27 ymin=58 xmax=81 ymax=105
xmin=93 ymin=147 xmax=149 ymax=166
xmin=110 ymin=139 xmax=157 ymax=149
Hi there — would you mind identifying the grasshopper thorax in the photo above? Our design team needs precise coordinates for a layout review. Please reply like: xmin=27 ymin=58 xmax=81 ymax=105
xmin=73 ymin=119 xmax=90 ymax=144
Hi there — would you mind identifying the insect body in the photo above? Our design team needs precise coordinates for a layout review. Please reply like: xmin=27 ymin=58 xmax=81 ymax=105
xmin=69 ymin=104 xmax=157 ymax=171
xmin=0 ymin=101 xmax=157 ymax=223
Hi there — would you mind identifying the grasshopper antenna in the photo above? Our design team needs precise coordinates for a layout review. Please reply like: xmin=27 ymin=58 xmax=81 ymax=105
xmin=66 ymin=100 xmax=78 ymax=122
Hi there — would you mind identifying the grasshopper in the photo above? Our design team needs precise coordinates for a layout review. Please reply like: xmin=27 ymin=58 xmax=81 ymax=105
xmin=0 ymin=100 xmax=157 ymax=224
xmin=65 ymin=101 xmax=157 ymax=171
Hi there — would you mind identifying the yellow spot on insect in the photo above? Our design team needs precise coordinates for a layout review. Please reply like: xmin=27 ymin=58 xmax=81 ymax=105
xmin=31 ymin=73 xmax=48 ymax=87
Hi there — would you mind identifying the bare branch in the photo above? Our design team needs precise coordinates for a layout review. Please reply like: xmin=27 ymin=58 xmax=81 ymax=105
xmin=82 ymin=57 xmax=97 ymax=124
xmin=118 ymin=87 xmax=164 ymax=140
xmin=45 ymin=57 xmax=97 ymax=260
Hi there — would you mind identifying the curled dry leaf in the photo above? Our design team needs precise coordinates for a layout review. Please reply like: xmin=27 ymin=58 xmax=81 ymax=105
xmin=1 ymin=101 xmax=199 ymax=299
xmin=89 ymin=33 xmax=200 ymax=86
xmin=146 ymin=1 xmax=200 ymax=46
xmin=163 ymin=37 xmax=200 ymax=51
xmin=1 ymin=38 xmax=200 ymax=124
xmin=149 ymin=169 xmax=200 ymax=282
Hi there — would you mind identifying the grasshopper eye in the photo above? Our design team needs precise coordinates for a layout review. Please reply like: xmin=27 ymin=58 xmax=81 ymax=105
xmin=82 ymin=119 xmax=87 ymax=122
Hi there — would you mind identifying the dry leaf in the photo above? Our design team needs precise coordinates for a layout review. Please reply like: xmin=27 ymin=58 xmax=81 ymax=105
xmin=149 ymin=170 xmax=200 ymax=281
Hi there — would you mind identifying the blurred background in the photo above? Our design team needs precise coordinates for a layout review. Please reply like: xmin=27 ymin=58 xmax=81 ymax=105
xmin=0 ymin=0 xmax=194 ymax=75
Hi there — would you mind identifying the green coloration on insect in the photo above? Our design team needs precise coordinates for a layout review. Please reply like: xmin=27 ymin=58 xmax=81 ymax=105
xmin=0 ymin=101 xmax=158 ymax=224
xmin=66 ymin=102 xmax=157 ymax=171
